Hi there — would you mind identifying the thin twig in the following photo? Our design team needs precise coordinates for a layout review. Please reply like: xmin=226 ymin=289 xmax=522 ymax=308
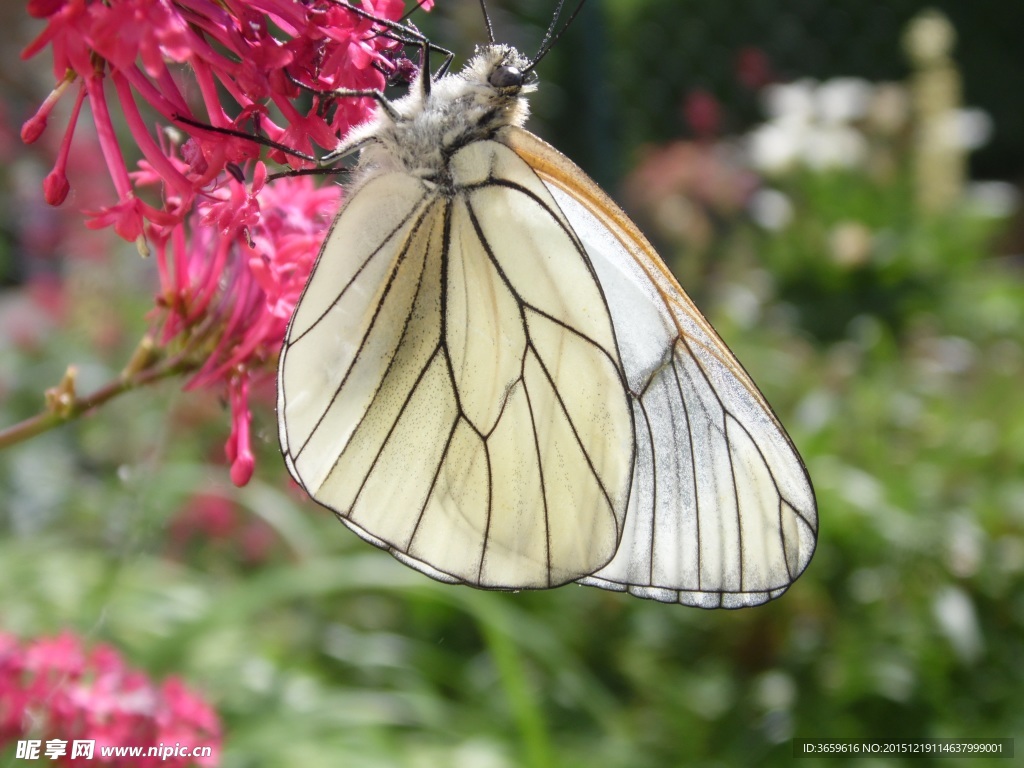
xmin=0 ymin=340 xmax=197 ymax=450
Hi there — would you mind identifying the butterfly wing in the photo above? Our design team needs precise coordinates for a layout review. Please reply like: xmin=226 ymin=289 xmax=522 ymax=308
xmin=505 ymin=127 xmax=818 ymax=607
xmin=277 ymin=141 xmax=635 ymax=589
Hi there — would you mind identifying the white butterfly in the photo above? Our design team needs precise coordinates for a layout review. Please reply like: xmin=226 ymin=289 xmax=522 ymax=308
xmin=277 ymin=32 xmax=817 ymax=607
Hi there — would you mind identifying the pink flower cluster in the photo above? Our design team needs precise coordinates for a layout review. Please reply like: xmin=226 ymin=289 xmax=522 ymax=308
xmin=155 ymin=171 xmax=342 ymax=484
xmin=0 ymin=631 xmax=220 ymax=767
xmin=20 ymin=0 xmax=433 ymax=484
xmin=168 ymin=492 xmax=280 ymax=564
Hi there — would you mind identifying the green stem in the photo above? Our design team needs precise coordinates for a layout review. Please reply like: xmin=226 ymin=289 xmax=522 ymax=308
xmin=0 ymin=344 xmax=195 ymax=450
xmin=469 ymin=594 xmax=553 ymax=768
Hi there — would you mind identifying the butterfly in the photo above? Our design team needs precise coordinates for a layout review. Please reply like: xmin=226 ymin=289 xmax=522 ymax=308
xmin=277 ymin=1 xmax=817 ymax=607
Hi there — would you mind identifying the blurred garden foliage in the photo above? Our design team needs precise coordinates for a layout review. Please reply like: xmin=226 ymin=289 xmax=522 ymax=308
xmin=1 ymin=1 xmax=1023 ymax=766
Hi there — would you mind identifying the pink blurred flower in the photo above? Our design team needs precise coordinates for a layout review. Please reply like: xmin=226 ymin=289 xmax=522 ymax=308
xmin=0 ymin=631 xmax=220 ymax=767
xmin=623 ymin=140 xmax=758 ymax=251
xmin=735 ymin=46 xmax=775 ymax=91
xmin=167 ymin=492 xmax=281 ymax=565
xmin=682 ymin=88 xmax=722 ymax=140
xmin=169 ymin=493 xmax=240 ymax=544
xmin=625 ymin=140 xmax=758 ymax=214
xmin=20 ymin=0 xmax=431 ymax=484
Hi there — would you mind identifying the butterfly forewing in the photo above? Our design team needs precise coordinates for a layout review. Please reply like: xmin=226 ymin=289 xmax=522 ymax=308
xmin=278 ymin=138 xmax=635 ymax=590
xmin=279 ymin=174 xmax=434 ymax=491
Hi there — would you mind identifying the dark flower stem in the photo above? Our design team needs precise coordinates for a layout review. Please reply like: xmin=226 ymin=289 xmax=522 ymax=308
xmin=0 ymin=337 xmax=197 ymax=450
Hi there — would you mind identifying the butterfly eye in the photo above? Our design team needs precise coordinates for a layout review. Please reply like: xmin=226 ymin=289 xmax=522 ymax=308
xmin=489 ymin=64 xmax=524 ymax=89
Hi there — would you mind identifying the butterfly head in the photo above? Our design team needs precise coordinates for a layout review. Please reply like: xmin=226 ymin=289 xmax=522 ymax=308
xmin=342 ymin=45 xmax=540 ymax=188
xmin=439 ymin=44 xmax=537 ymax=130
xmin=468 ymin=44 xmax=538 ymax=93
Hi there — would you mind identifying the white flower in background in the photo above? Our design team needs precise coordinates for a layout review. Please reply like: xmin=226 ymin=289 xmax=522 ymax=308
xmin=748 ymin=77 xmax=874 ymax=174
xmin=747 ymin=120 xmax=807 ymax=174
xmin=745 ymin=68 xmax=995 ymax=213
xmin=804 ymin=125 xmax=869 ymax=170
xmin=762 ymin=78 xmax=817 ymax=122
xmin=963 ymin=181 xmax=1018 ymax=219
xmin=828 ymin=221 xmax=874 ymax=267
xmin=942 ymin=108 xmax=993 ymax=150
xmin=932 ymin=586 xmax=984 ymax=664
xmin=748 ymin=187 xmax=794 ymax=231
xmin=816 ymin=77 xmax=874 ymax=124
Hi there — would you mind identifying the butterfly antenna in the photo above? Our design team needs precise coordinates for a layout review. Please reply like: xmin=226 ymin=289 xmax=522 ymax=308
xmin=479 ymin=0 xmax=496 ymax=43
xmin=325 ymin=0 xmax=439 ymax=53
xmin=534 ymin=0 xmax=566 ymax=58
xmin=172 ymin=114 xmax=319 ymax=164
xmin=525 ymin=0 xmax=588 ymax=73
xmin=400 ymin=0 xmax=434 ymax=24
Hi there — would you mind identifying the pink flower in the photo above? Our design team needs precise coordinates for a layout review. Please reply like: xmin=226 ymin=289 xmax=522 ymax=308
xmin=0 ymin=631 xmax=221 ymax=767
xmin=682 ymin=88 xmax=722 ymax=140
xmin=735 ymin=46 xmax=775 ymax=91
xmin=622 ymin=140 xmax=758 ymax=252
xmin=170 ymin=493 xmax=239 ymax=544
xmin=167 ymin=490 xmax=281 ymax=565
xmin=152 ymin=170 xmax=341 ymax=485
xmin=225 ymin=375 xmax=256 ymax=486
xmin=84 ymin=193 xmax=173 ymax=242
xmin=200 ymin=162 xmax=267 ymax=237
xmin=20 ymin=0 xmax=432 ymax=483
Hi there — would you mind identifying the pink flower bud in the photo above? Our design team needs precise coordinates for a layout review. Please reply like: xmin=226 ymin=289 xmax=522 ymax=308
xmin=20 ymin=112 xmax=47 ymax=143
xmin=230 ymin=451 xmax=255 ymax=487
xmin=27 ymin=0 xmax=65 ymax=19
xmin=43 ymin=168 xmax=69 ymax=205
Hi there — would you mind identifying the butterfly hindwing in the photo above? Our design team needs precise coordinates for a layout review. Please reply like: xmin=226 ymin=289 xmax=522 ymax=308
xmin=505 ymin=127 xmax=817 ymax=607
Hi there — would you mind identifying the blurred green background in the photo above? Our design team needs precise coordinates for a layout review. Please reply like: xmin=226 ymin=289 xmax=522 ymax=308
xmin=1 ymin=1 xmax=1023 ymax=766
